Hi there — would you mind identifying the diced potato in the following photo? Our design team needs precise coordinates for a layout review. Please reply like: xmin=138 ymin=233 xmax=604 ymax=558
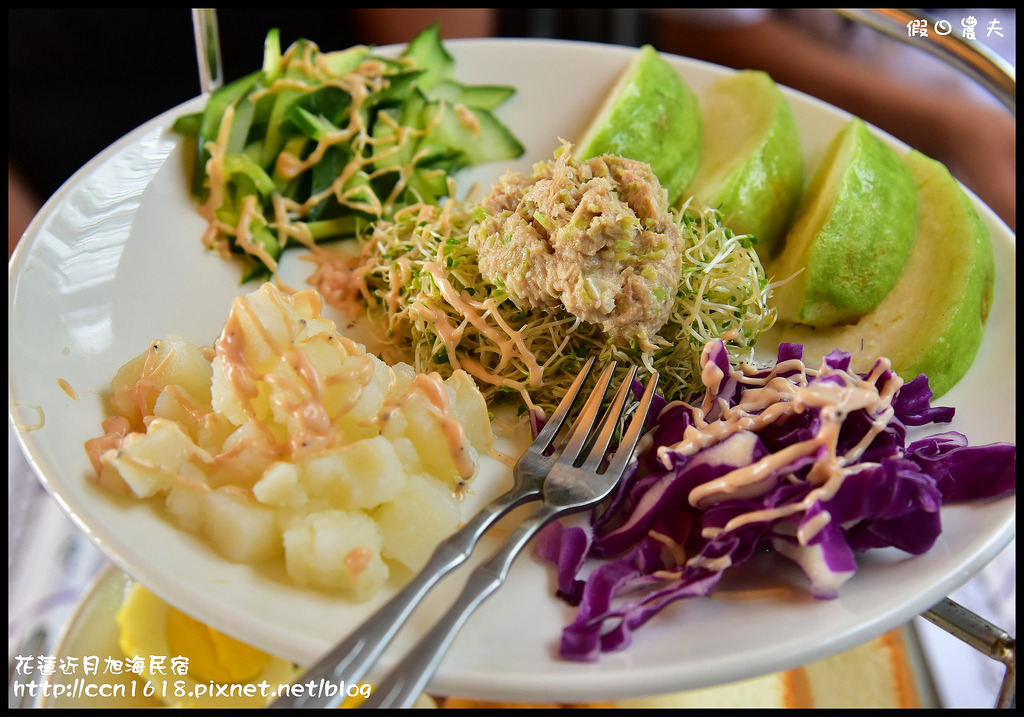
xmin=222 ymin=284 xmax=334 ymax=375
xmin=210 ymin=357 xmax=275 ymax=430
xmin=207 ymin=422 xmax=277 ymax=490
xmin=282 ymin=510 xmax=388 ymax=599
xmin=328 ymin=354 xmax=391 ymax=429
xmin=224 ymin=284 xmax=303 ymax=374
xmin=165 ymin=480 xmax=208 ymax=533
xmin=152 ymin=385 xmax=206 ymax=440
xmin=300 ymin=333 xmax=350 ymax=382
xmin=195 ymin=411 xmax=237 ymax=455
xmin=389 ymin=362 xmax=417 ymax=396
xmin=253 ymin=461 xmax=307 ymax=509
xmin=400 ymin=388 xmax=477 ymax=489
xmin=378 ymin=401 xmax=410 ymax=441
xmin=95 ymin=462 xmax=133 ymax=496
xmin=375 ymin=473 xmax=460 ymax=572
xmin=301 ymin=436 xmax=407 ymax=510
xmin=264 ymin=359 xmax=322 ymax=438
xmin=445 ymin=369 xmax=494 ymax=454
xmin=201 ymin=487 xmax=282 ymax=563
xmin=110 ymin=335 xmax=213 ymax=427
xmin=103 ymin=418 xmax=207 ymax=499
xmin=389 ymin=436 xmax=422 ymax=474
xmin=89 ymin=282 xmax=492 ymax=603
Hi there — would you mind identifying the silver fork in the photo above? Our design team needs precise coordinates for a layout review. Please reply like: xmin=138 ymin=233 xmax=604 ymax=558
xmin=271 ymin=360 xmax=657 ymax=709
xmin=272 ymin=356 xmax=614 ymax=708
xmin=354 ymin=362 xmax=658 ymax=708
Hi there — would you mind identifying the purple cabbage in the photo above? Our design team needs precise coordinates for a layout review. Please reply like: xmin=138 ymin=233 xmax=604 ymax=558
xmin=536 ymin=341 xmax=1016 ymax=662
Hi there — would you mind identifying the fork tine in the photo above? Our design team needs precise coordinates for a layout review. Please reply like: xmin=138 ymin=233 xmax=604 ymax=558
xmin=579 ymin=365 xmax=638 ymax=472
xmin=532 ymin=356 xmax=596 ymax=452
xmin=354 ymin=365 xmax=658 ymax=709
xmin=605 ymin=372 xmax=660 ymax=478
xmin=556 ymin=360 xmax=617 ymax=466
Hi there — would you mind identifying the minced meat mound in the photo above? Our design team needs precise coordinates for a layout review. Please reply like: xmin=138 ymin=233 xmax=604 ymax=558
xmin=468 ymin=141 xmax=683 ymax=351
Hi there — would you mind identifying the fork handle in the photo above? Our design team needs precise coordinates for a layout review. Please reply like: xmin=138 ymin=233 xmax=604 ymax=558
xmin=359 ymin=504 xmax=561 ymax=709
xmin=271 ymin=488 xmax=536 ymax=709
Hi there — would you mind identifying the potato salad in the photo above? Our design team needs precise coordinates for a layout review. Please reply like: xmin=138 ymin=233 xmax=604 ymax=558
xmin=86 ymin=282 xmax=493 ymax=600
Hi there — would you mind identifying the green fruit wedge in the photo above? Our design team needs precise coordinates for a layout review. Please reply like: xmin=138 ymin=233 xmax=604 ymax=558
xmin=685 ymin=70 xmax=804 ymax=260
xmin=770 ymin=118 xmax=917 ymax=327
xmin=772 ymin=150 xmax=995 ymax=398
xmin=575 ymin=44 xmax=700 ymax=204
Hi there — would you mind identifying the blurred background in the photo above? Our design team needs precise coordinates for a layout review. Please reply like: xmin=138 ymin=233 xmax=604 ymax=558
xmin=8 ymin=8 xmax=1016 ymax=709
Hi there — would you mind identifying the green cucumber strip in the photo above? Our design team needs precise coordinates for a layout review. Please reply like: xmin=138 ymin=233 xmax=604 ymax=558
xmin=224 ymin=90 xmax=258 ymax=156
xmin=262 ymin=28 xmax=282 ymax=80
xmin=172 ymin=112 xmax=202 ymax=137
xmin=371 ymin=70 xmax=425 ymax=108
xmin=307 ymin=144 xmax=351 ymax=221
xmin=371 ymin=87 xmax=429 ymax=171
xmin=223 ymin=153 xmax=277 ymax=197
xmin=323 ymin=46 xmax=369 ymax=75
xmin=421 ymin=100 xmax=525 ymax=167
xmin=288 ymin=105 xmax=341 ymax=141
xmin=306 ymin=215 xmax=361 ymax=241
xmin=260 ymin=38 xmax=315 ymax=169
xmin=194 ymin=70 xmax=261 ymax=197
xmin=429 ymin=78 xmax=516 ymax=111
xmin=400 ymin=23 xmax=453 ymax=91
xmin=291 ymin=85 xmax=352 ymax=128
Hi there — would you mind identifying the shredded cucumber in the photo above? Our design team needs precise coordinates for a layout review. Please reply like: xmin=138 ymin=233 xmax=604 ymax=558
xmin=175 ymin=24 xmax=523 ymax=282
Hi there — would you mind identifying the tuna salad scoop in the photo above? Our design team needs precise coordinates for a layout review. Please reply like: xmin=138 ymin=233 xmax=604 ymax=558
xmin=468 ymin=142 xmax=683 ymax=352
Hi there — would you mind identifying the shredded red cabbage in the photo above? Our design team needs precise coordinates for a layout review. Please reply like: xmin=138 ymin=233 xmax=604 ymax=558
xmin=535 ymin=341 xmax=1015 ymax=662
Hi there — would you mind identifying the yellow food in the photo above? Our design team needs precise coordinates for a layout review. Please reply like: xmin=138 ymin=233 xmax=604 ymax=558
xmin=115 ymin=581 xmax=297 ymax=708
xmin=87 ymin=282 xmax=494 ymax=599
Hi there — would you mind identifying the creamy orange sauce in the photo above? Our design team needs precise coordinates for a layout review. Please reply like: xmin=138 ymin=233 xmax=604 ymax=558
xmin=12 ymin=402 xmax=45 ymax=432
xmin=85 ymin=415 xmax=131 ymax=474
xmin=648 ymin=529 xmax=687 ymax=568
xmin=658 ymin=349 xmax=903 ymax=549
xmin=57 ymin=378 xmax=78 ymax=400
xmin=379 ymin=372 xmax=476 ymax=483
xmin=113 ymin=341 xmax=175 ymax=428
xmin=198 ymin=103 xmax=235 ymax=258
xmin=453 ymin=103 xmax=481 ymax=136
xmin=421 ymin=261 xmax=545 ymax=388
xmin=233 ymin=194 xmax=279 ymax=272
xmin=344 ymin=546 xmax=375 ymax=579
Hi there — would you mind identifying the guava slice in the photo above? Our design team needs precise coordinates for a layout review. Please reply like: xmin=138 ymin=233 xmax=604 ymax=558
xmin=770 ymin=118 xmax=918 ymax=328
xmin=772 ymin=150 xmax=996 ymax=398
xmin=686 ymin=70 xmax=804 ymax=259
xmin=576 ymin=44 xmax=701 ymax=204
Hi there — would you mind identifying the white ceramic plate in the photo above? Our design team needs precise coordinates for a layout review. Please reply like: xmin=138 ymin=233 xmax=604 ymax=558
xmin=33 ymin=568 xmax=155 ymax=708
xmin=9 ymin=39 xmax=1015 ymax=702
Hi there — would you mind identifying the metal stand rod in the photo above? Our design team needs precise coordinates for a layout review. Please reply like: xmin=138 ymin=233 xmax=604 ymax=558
xmin=922 ymin=597 xmax=1016 ymax=709
xmin=191 ymin=8 xmax=223 ymax=94
xmin=835 ymin=8 xmax=1015 ymax=114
